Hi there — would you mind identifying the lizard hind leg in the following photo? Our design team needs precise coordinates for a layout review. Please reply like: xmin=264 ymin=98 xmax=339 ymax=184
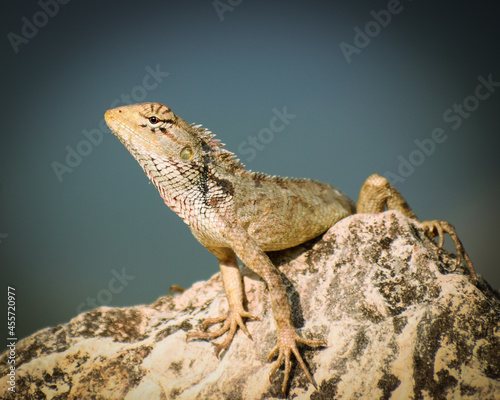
xmin=357 ymin=173 xmax=477 ymax=284
xmin=357 ymin=173 xmax=417 ymax=218
xmin=186 ymin=249 xmax=259 ymax=357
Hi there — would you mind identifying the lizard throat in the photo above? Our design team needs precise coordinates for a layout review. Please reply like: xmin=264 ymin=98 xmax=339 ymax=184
xmin=144 ymin=158 xmax=234 ymax=227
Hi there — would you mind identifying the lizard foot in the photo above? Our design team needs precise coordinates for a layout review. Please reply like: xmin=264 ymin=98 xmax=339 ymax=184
xmin=186 ymin=308 xmax=259 ymax=357
xmin=421 ymin=219 xmax=477 ymax=284
xmin=267 ymin=326 xmax=326 ymax=396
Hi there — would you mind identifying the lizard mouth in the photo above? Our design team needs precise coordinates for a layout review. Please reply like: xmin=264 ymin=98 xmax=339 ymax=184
xmin=104 ymin=109 xmax=137 ymax=156
xmin=104 ymin=109 xmax=121 ymax=136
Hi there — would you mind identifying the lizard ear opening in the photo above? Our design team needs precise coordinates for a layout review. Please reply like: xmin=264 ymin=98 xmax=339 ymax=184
xmin=180 ymin=146 xmax=193 ymax=161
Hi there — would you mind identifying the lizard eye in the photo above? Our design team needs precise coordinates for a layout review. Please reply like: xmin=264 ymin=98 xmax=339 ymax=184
xmin=180 ymin=146 xmax=193 ymax=161
xmin=148 ymin=116 xmax=160 ymax=125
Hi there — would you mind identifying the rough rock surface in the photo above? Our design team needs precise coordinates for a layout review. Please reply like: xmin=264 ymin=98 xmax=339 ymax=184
xmin=1 ymin=211 xmax=500 ymax=400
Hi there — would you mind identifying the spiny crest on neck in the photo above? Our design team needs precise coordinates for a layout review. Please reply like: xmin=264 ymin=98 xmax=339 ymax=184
xmin=189 ymin=122 xmax=245 ymax=172
xmin=189 ymin=122 xmax=314 ymax=186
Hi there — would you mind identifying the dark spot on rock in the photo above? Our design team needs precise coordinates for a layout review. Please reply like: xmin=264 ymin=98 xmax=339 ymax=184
xmin=379 ymin=236 xmax=393 ymax=250
xmin=78 ymin=347 xmax=150 ymax=396
xmin=374 ymin=268 xmax=441 ymax=316
xmin=65 ymin=351 xmax=90 ymax=369
xmin=14 ymin=338 xmax=49 ymax=368
xmin=47 ymin=366 xmax=68 ymax=382
xmin=460 ymin=383 xmax=478 ymax=396
xmin=303 ymin=234 xmax=335 ymax=268
xmin=412 ymin=312 xmax=462 ymax=399
xmin=42 ymin=366 xmax=72 ymax=394
xmin=223 ymin=375 xmax=254 ymax=399
xmin=360 ymin=303 xmax=385 ymax=323
xmin=435 ymin=369 xmax=458 ymax=393
xmin=54 ymin=328 xmax=70 ymax=353
xmin=152 ymin=294 xmax=176 ymax=311
xmin=351 ymin=329 xmax=369 ymax=360
xmin=170 ymin=387 xmax=182 ymax=399
xmin=392 ymin=315 xmax=407 ymax=334
xmin=311 ymin=376 xmax=341 ymax=399
xmin=377 ymin=372 xmax=400 ymax=400
xmin=155 ymin=320 xmax=192 ymax=342
xmin=180 ymin=320 xmax=193 ymax=331
xmin=477 ymin=340 xmax=500 ymax=379
xmin=155 ymin=325 xmax=181 ymax=342
xmin=72 ymin=308 xmax=146 ymax=343
xmin=413 ymin=320 xmax=443 ymax=398
xmin=169 ymin=360 xmax=183 ymax=374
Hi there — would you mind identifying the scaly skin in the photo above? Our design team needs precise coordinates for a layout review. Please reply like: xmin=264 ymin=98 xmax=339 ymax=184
xmin=104 ymin=102 xmax=477 ymax=396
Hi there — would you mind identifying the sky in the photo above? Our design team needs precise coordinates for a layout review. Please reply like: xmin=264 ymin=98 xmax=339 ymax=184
xmin=1 ymin=0 xmax=499 ymax=341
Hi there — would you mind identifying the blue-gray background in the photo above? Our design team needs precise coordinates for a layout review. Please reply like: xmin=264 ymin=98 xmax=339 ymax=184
xmin=1 ymin=0 xmax=499 ymax=341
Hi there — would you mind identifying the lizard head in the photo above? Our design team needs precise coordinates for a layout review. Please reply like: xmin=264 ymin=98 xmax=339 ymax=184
xmin=104 ymin=102 xmax=207 ymax=165
xmin=104 ymin=102 xmax=240 ymax=205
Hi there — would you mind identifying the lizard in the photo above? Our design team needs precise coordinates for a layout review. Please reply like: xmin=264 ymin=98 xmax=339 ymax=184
xmin=104 ymin=102 xmax=477 ymax=396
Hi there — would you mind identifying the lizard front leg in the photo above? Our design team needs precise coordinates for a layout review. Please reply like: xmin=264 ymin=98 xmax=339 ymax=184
xmin=228 ymin=226 xmax=326 ymax=396
xmin=357 ymin=173 xmax=477 ymax=283
xmin=186 ymin=247 xmax=259 ymax=357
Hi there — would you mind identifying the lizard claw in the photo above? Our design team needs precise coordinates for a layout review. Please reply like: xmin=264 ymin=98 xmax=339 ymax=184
xmin=421 ymin=220 xmax=477 ymax=284
xmin=186 ymin=308 xmax=259 ymax=357
xmin=267 ymin=326 xmax=326 ymax=396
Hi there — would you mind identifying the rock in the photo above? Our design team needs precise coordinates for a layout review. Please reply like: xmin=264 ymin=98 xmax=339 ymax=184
xmin=1 ymin=211 xmax=499 ymax=399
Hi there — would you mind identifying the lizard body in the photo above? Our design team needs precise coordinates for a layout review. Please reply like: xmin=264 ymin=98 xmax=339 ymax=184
xmin=104 ymin=102 xmax=476 ymax=395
